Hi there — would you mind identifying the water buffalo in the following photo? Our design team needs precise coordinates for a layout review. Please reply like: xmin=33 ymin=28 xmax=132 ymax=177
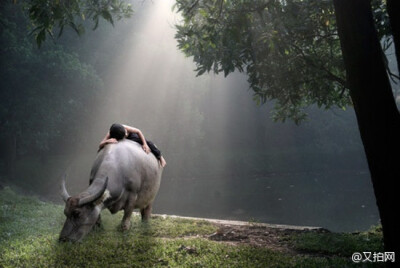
xmin=59 ymin=139 xmax=163 ymax=242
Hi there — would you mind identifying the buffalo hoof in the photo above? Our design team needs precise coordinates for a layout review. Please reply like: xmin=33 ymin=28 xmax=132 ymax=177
xmin=121 ymin=220 xmax=131 ymax=231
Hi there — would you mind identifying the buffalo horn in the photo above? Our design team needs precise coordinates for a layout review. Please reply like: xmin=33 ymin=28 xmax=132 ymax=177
xmin=78 ymin=177 xmax=108 ymax=206
xmin=60 ymin=174 xmax=71 ymax=202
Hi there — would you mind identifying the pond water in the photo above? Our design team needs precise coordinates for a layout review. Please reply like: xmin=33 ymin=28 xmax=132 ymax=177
xmin=155 ymin=170 xmax=379 ymax=232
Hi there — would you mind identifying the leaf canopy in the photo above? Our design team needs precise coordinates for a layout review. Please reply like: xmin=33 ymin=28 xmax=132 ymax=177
xmin=174 ymin=0 xmax=390 ymax=123
xmin=27 ymin=0 xmax=133 ymax=47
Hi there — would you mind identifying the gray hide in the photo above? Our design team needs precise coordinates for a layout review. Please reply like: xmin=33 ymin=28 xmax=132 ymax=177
xmin=59 ymin=140 xmax=162 ymax=242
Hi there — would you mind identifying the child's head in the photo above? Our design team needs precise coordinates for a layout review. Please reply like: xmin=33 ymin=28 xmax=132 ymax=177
xmin=109 ymin=123 xmax=126 ymax=140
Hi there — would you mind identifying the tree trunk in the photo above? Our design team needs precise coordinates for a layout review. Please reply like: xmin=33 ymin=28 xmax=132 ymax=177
xmin=387 ymin=0 xmax=400 ymax=77
xmin=333 ymin=0 xmax=400 ymax=256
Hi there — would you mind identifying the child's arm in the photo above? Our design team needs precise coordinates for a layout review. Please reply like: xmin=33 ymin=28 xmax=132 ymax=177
xmin=99 ymin=132 xmax=118 ymax=149
xmin=123 ymin=125 xmax=151 ymax=153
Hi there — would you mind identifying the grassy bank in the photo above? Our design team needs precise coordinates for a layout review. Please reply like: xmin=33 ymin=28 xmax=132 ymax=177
xmin=0 ymin=187 xmax=383 ymax=267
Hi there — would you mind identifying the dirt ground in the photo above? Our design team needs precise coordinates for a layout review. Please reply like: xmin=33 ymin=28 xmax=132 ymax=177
xmin=162 ymin=215 xmax=331 ymax=256
xmin=207 ymin=223 xmax=330 ymax=256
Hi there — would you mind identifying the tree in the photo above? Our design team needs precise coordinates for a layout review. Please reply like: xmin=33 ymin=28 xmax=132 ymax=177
xmin=174 ymin=0 xmax=399 ymax=254
xmin=387 ymin=0 xmax=400 ymax=77
xmin=0 ymin=2 xmax=103 ymax=157
xmin=175 ymin=0 xmax=348 ymax=124
xmin=19 ymin=0 xmax=133 ymax=47
xmin=333 ymin=0 xmax=400 ymax=256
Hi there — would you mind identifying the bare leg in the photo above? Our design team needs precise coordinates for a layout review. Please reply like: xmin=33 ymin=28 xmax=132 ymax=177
xmin=121 ymin=194 xmax=137 ymax=231
xmin=140 ymin=204 xmax=152 ymax=222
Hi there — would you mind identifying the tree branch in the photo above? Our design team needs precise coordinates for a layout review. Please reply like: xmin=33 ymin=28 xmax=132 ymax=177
xmin=291 ymin=43 xmax=347 ymax=88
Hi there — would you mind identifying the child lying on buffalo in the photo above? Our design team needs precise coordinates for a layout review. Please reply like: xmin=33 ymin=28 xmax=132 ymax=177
xmin=99 ymin=123 xmax=167 ymax=167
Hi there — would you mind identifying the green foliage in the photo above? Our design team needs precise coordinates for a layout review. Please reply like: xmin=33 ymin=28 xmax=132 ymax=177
xmin=0 ymin=187 xmax=383 ymax=267
xmin=26 ymin=0 xmax=133 ymax=47
xmin=174 ymin=0 xmax=391 ymax=123
xmin=174 ymin=0 xmax=348 ymax=123
xmin=0 ymin=2 xmax=103 ymax=154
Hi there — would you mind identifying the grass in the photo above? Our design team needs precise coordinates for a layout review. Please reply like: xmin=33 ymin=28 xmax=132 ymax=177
xmin=285 ymin=226 xmax=384 ymax=257
xmin=0 ymin=187 xmax=384 ymax=267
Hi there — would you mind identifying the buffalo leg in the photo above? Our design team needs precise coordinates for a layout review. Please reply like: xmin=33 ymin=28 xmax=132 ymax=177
xmin=121 ymin=194 xmax=137 ymax=231
xmin=140 ymin=204 xmax=152 ymax=221
xmin=95 ymin=214 xmax=102 ymax=227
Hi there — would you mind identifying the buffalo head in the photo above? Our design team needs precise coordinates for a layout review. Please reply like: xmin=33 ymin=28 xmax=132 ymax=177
xmin=59 ymin=176 xmax=109 ymax=242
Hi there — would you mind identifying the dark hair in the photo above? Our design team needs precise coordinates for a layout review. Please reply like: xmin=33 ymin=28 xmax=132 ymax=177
xmin=109 ymin=123 xmax=126 ymax=140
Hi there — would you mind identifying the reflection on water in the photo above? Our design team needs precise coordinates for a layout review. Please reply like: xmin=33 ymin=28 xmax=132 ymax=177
xmin=155 ymin=170 xmax=379 ymax=232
